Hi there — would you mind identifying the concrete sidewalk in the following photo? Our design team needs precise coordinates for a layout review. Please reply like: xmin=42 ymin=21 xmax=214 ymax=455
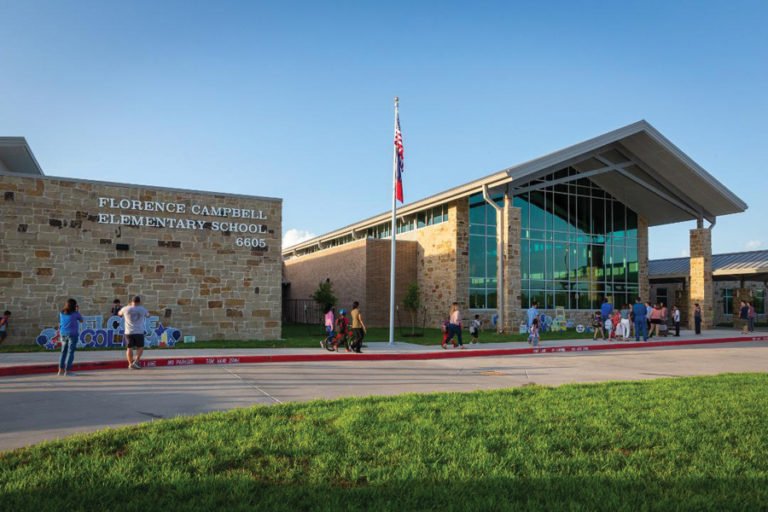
xmin=1 ymin=329 xmax=761 ymax=368
xmin=1 ymin=340 xmax=766 ymax=452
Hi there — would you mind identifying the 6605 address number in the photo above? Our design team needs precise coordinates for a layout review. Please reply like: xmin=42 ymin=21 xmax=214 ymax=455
xmin=235 ymin=237 xmax=267 ymax=248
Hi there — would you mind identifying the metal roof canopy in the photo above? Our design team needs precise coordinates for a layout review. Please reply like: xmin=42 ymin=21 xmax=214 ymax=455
xmin=650 ymin=250 xmax=768 ymax=281
xmin=0 ymin=137 xmax=44 ymax=175
xmin=284 ymin=120 xmax=747 ymax=254
xmin=506 ymin=120 xmax=746 ymax=227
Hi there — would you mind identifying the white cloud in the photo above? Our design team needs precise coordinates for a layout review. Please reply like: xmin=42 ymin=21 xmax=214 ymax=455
xmin=283 ymin=228 xmax=316 ymax=248
xmin=679 ymin=248 xmax=690 ymax=257
xmin=745 ymin=240 xmax=763 ymax=251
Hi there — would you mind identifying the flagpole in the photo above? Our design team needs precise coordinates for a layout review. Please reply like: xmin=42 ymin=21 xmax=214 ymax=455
xmin=389 ymin=97 xmax=399 ymax=345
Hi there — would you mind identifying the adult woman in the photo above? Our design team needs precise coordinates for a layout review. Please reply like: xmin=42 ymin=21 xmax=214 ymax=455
xmin=349 ymin=301 xmax=366 ymax=353
xmin=694 ymin=303 xmax=702 ymax=334
xmin=443 ymin=302 xmax=464 ymax=349
xmin=747 ymin=301 xmax=756 ymax=333
xmin=648 ymin=304 xmax=661 ymax=338
xmin=619 ymin=304 xmax=631 ymax=341
xmin=58 ymin=298 xmax=83 ymax=376
xmin=739 ymin=301 xmax=749 ymax=334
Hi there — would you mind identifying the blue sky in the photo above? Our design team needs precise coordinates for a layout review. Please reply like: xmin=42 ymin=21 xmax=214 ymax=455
xmin=1 ymin=0 xmax=766 ymax=258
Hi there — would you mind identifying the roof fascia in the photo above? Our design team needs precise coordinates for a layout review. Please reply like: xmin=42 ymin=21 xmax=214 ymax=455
xmin=0 ymin=137 xmax=45 ymax=176
xmin=638 ymin=122 xmax=747 ymax=211
xmin=284 ymin=172 xmax=512 ymax=253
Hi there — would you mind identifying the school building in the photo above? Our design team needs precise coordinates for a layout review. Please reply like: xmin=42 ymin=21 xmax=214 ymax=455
xmin=0 ymin=137 xmax=282 ymax=344
xmin=283 ymin=121 xmax=748 ymax=332
xmin=649 ymin=250 xmax=767 ymax=325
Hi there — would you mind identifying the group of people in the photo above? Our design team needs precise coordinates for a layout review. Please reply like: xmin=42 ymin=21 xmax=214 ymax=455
xmin=591 ymin=298 xmax=684 ymax=342
xmin=321 ymin=302 xmax=367 ymax=353
xmin=737 ymin=300 xmax=758 ymax=334
xmin=55 ymin=296 xmax=150 ymax=376
xmin=440 ymin=303 xmax=483 ymax=349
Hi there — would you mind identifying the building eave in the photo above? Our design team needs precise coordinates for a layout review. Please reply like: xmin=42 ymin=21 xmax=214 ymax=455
xmin=283 ymin=171 xmax=512 ymax=254
xmin=0 ymin=137 xmax=45 ymax=176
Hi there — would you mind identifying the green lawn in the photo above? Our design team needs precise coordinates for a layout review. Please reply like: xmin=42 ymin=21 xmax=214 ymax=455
xmin=1 ymin=373 xmax=767 ymax=511
xmin=0 ymin=323 xmax=594 ymax=352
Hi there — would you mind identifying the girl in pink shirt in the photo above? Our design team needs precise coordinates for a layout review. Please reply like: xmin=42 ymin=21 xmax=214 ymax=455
xmin=321 ymin=305 xmax=335 ymax=350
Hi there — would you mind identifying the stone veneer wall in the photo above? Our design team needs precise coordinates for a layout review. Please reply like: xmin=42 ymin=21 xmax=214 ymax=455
xmin=638 ymin=216 xmax=650 ymax=302
xmin=0 ymin=172 xmax=282 ymax=343
xmin=398 ymin=199 xmax=465 ymax=328
xmin=283 ymin=238 xmax=417 ymax=327
xmin=502 ymin=196 xmax=522 ymax=332
xmin=688 ymin=228 xmax=713 ymax=330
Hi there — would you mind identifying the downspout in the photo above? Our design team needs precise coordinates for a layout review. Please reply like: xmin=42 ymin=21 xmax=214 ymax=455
xmin=482 ymin=184 xmax=504 ymax=334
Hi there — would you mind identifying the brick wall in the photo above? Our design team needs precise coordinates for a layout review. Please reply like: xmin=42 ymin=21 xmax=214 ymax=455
xmin=365 ymin=238 xmax=419 ymax=326
xmin=283 ymin=239 xmax=368 ymax=314
xmin=0 ymin=172 xmax=282 ymax=343
xmin=283 ymin=238 xmax=417 ymax=327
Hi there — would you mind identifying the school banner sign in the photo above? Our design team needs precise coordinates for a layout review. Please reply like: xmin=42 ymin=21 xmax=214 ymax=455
xmin=36 ymin=314 xmax=182 ymax=350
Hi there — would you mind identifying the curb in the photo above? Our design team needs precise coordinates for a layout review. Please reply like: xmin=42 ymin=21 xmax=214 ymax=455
xmin=1 ymin=335 xmax=766 ymax=378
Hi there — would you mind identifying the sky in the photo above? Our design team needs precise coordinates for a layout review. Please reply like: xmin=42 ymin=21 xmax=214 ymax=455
xmin=1 ymin=0 xmax=766 ymax=259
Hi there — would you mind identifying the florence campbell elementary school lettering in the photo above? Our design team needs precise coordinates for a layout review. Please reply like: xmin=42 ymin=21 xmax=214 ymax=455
xmin=96 ymin=196 xmax=270 ymax=233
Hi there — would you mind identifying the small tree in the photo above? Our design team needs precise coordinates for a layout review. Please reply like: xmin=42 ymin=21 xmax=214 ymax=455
xmin=312 ymin=279 xmax=337 ymax=311
xmin=403 ymin=282 xmax=420 ymax=335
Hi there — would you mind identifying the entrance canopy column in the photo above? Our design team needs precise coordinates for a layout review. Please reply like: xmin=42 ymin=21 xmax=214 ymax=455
xmin=689 ymin=227 xmax=713 ymax=330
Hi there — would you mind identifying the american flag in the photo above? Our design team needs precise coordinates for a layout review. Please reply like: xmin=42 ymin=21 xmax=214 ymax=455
xmin=394 ymin=110 xmax=404 ymax=203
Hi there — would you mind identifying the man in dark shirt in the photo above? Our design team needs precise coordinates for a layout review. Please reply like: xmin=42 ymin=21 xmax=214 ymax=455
xmin=632 ymin=297 xmax=648 ymax=342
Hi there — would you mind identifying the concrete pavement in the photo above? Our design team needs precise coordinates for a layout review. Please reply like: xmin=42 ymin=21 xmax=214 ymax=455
xmin=0 ymin=328 xmax=762 ymax=370
xmin=1 ymin=340 xmax=766 ymax=452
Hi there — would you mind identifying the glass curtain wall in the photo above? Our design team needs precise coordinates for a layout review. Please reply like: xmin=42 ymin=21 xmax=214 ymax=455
xmin=468 ymin=193 xmax=503 ymax=309
xmin=516 ymin=168 xmax=640 ymax=310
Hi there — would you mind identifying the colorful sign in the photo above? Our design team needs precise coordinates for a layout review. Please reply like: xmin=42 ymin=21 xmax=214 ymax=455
xmin=36 ymin=314 xmax=182 ymax=350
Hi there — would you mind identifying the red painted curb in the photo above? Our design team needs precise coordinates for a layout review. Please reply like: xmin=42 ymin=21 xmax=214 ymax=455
xmin=1 ymin=335 xmax=766 ymax=378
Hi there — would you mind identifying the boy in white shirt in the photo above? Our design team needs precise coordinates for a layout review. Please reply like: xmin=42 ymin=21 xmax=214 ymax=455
xmin=470 ymin=314 xmax=482 ymax=344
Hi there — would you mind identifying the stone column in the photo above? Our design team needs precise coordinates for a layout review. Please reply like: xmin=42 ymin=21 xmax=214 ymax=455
xmin=688 ymin=228 xmax=713 ymax=330
xmin=502 ymin=195 xmax=522 ymax=333
xmin=638 ymin=216 xmax=650 ymax=302
xmin=454 ymin=199 xmax=470 ymax=312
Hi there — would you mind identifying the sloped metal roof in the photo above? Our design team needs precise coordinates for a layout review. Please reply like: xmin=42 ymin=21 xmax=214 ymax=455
xmin=285 ymin=120 xmax=748 ymax=255
xmin=0 ymin=137 xmax=44 ymax=175
xmin=650 ymin=250 xmax=768 ymax=279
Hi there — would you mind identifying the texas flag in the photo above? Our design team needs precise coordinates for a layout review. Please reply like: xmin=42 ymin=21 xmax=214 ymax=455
xmin=394 ymin=111 xmax=404 ymax=203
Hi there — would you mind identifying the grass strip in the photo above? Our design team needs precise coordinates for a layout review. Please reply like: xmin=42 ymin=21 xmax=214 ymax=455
xmin=1 ymin=373 xmax=767 ymax=511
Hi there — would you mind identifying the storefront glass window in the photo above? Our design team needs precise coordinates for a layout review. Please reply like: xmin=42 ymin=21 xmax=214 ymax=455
xmin=516 ymin=168 xmax=640 ymax=309
xmin=468 ymin=193 xmax=503 ymax=308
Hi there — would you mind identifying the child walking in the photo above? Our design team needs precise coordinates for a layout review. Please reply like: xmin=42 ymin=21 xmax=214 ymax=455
xmin=528 ymin=317 xmax=540 ymax=347
xmin=321 ymin=305 xmax=335 ymax=351
xmin=610 ymin=309 xmax=621 ymax=341
xmin=470 ymin=314 xmax=482 ymax=344
xmin=592 ymin=311 xmax=605 ymax=340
